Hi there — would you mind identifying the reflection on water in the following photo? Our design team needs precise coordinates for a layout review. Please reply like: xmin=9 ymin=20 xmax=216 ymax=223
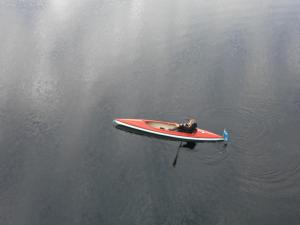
xmin=1 ymin=0 xmax=300 ymax=224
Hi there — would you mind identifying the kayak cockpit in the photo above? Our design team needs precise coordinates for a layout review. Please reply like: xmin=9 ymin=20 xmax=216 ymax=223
xmin=145 ymin=121 xmax=178 ymax=130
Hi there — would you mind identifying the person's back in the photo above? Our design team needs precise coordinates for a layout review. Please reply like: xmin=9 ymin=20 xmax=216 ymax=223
xmin=189 ymin=118 xmax=197 ymax=132
xmin=175 ymin=118 xmax=198 ymax=133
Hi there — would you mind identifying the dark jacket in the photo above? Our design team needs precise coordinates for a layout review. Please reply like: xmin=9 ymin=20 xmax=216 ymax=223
xmin=177 ymin=119 xmax=197 ymax=133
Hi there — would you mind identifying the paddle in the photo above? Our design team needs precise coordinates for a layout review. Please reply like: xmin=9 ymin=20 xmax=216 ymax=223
xmin=172 ymin=142 xmax=182 ymax=167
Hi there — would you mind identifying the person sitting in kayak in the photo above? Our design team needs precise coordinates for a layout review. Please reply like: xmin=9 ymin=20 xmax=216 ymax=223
xmin=169 ymin=118 xmax=198 ymax=133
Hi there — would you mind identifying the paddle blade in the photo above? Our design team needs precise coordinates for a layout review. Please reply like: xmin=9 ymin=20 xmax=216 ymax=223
xmin=223 ymin=129 xmax=229 ymax=142
xmin=172 ymin=155 xmax=178 ymax=167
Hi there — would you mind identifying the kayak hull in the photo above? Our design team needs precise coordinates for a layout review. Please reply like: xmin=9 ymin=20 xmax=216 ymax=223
xmin=113 ymin=118 xmax=224 ymax=142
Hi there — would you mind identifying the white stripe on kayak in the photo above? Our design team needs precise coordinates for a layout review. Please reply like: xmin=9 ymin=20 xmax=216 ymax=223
xmin=114 ymin=120 xmax=224 ymax=142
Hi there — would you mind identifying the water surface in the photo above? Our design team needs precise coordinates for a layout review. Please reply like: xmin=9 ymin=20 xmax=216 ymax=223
xmin=1 ymin=0 xmax=300 ymax=224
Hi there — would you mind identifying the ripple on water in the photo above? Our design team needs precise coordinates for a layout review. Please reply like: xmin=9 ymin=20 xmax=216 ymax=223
xmin=236 ymin=150 xmax=300 ymax=196
xmin=184 ymin=143 xmax=229 ymax=166
xmin=200 ymin=104 xmax=300 ymax=195
xmin=200 ymin=105 xmax=276 ymax=157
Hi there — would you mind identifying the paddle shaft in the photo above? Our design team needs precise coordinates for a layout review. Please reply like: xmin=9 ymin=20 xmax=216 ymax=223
xmin=172 ymin=142 xmax=182 ymax=167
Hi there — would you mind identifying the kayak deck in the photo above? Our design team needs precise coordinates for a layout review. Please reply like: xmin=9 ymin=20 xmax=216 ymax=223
xmin=114 ymin=118 xmax=224 ymax=142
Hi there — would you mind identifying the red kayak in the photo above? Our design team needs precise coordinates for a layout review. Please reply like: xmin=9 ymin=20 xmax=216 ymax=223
xmin=113 ymin=118 xmax=225 ymax=142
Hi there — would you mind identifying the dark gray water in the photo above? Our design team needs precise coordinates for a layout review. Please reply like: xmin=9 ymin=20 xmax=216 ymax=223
xmin=1 ymin=0 xmax=300 ymax=224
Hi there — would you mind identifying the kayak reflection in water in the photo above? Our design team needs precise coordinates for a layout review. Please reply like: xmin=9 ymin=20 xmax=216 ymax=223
xmin=169 ymin=118 xmax=198 ymax=133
